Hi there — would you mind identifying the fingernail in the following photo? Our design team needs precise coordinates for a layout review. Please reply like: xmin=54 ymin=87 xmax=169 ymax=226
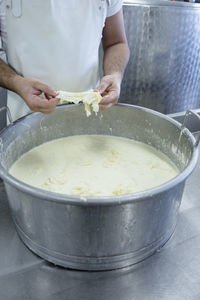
xmin=50 ymin=89 xmax=57 ymax=95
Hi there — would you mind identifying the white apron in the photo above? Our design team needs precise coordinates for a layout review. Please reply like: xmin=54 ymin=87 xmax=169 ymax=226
xmin=6 ymin=0 xmax=108 ymax=121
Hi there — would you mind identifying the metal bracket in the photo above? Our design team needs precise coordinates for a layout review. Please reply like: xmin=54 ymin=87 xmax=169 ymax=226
xmin=181 ymin=110 xmax=200 ymax=147
xmin=0 ymin=106 xmax=13 ymax=125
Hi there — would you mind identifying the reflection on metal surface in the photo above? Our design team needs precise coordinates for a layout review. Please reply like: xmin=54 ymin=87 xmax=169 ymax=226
xmin=0 ymin=88 xmax=7 ymax=131
xmin=121 ymin=1 xmax=200 ymax=113
xmin=0 ymin=106 xmax=13 ymax=125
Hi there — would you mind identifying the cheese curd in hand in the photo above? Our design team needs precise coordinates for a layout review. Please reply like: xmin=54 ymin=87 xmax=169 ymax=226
xmin=9 ymin=135 xmax=179 ymax=197
xmin=57 ymin=91 xmax=102 ymax=117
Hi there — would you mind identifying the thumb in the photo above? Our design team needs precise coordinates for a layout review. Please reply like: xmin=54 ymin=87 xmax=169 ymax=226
xmin=96 ymin=78 xmax=112 ymax=94
xmin=33 ymin=81 xmax=57 ymax=97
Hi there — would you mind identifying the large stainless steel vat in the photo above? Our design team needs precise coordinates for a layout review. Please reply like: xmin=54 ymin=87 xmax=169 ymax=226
xmin=122 ymin=0 xmax=200 ymax=113
xmin=0 ymin=104 xmax=198 ymax=270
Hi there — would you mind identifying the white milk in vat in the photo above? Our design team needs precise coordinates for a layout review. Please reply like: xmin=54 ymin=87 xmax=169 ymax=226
xmin=9 ymin=135 xmax=179 ymax=197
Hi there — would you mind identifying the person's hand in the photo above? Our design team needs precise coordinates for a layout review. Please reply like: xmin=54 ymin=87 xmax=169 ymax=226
xmin=95 ymin=73 xmax=121 ymax=110
xmin=13 ymin=76 xmax=59 ymax=114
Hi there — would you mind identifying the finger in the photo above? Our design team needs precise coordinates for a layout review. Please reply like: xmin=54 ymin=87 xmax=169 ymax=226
xmin=33 ymin=81 xmax=57 ymax=97
xmin=31 ymin=96 xmax=59 ymax=110
xmin=39 ymin=98 xmax=60 ymax=113
xmin=45 ymin=92 xmax=60 ymax=101
xmin=48 ymin=97 xmax=60 ymax=106
xmin=93 ymin=88 xmax=107 ymax=96
xmin=96 ymin=79 xmax=112 ymax=94
xmin=100 ymin=91 xmax=119 ymax=105
xmin=44 ymin=93 xmax=52 ymax=100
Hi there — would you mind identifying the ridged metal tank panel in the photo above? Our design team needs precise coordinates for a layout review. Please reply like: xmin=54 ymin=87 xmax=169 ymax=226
xmin=121 ymin=1 xmax=200 ymax=113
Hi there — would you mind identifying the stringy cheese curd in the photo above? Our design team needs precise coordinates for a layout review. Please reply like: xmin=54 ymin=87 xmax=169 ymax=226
xmin=57 ymin=91 xmax=102 ymax=117
xmin=9 ymin=135 xmax=179 ymax=197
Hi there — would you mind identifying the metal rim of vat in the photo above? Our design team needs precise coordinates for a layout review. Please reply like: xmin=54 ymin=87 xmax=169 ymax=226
xmin=0 ymin=103 xmax=198 ymax=206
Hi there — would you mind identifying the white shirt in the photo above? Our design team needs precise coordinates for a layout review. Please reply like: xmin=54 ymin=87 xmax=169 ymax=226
xmin=0 ymin=0 xmax=122 ymax=77
xmin=1 ymin=0 xmax=122 ymax=120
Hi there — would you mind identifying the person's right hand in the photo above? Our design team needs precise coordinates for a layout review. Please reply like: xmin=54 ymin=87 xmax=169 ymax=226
xmin=13 ymin=76 xmax=59 ymax=114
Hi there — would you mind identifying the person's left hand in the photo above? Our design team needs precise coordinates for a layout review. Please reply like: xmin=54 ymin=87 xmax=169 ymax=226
xmin=95 ymin=73 xmax=121 ymax=110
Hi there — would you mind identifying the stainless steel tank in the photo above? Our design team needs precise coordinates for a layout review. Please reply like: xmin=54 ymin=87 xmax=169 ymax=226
xmin=0 ymin=104 xmax=199 ymax=270
xmin=121 ymin=0 xmax=200 ymax=113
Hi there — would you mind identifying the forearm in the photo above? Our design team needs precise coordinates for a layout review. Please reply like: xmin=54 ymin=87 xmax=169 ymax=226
xmin=0 ymin=58 xmax=23 ymax=94
xmin=103 ymin=42 xmax=130 ymax=83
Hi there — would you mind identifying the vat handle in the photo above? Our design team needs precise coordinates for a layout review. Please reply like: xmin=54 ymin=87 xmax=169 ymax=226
xmin=181 ymin=110 xmax=200 ymax=147
xmin=0 ymin=106 xmax=13 ymax=125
